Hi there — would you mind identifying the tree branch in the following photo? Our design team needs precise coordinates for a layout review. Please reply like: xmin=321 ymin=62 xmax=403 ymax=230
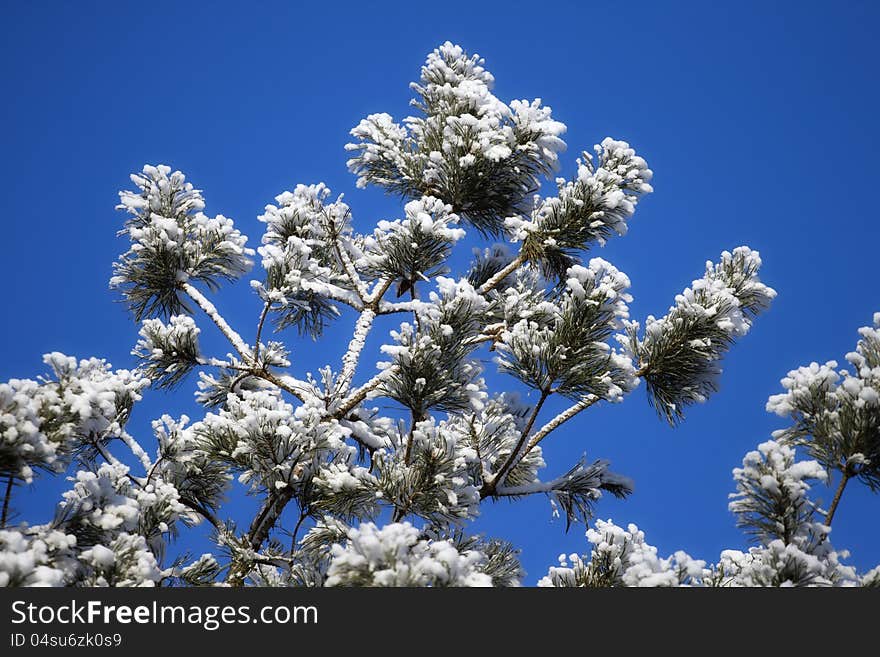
xmin=1 ymin=475 xmax=13 ymax=527
xmin=403 ymin=410 xmax=421 ymax=465
xmin=255 ymin=370 xmax=308 ymax=403
xmin=478 ymin=253 xmax=524 ymax=295
xmin=365 ymin=278 xmax=394 ymax=306
xmin=180 ymin=498 xmax=223 ymax=532
xmin=494 ymin=475 xmax=569 ymax=497
xmin=376 ymin=300 xmax=428 ymax=315
xmin=182 ymin=285 xmax=314 ymax=404
xmin=247 ymin=488 xmax=294 ymax=550
xmin=196 ymin=356 xmax=238 ymax=368
xmin=333 ymin=233 xmax=369 ymax=303
xmin=93 ymin=440 xmax=123 ymax=467
xmin=119 ymin=432 xmax=152 ymax=473
xmin=252 ymin=300 xmax=272 ymax=365
xmin=522 ymin=395 xmax=598 ymax=458
xmin=482 ymin=388 xmax=550 ymax=496
xmin=289 ymin=509 xmax=308 ymax=552
xmin=337 ymin=309 xmax=376 ymax=396
xmin=825 ymin=470 xmax=851 ymax=527
xmin=321 ymin=285 xmax=365 ymax=311
xmin=331 ymin=369 xmax=390 ymax=419
xmin=181 ymin=282 xmax=252 ymax=360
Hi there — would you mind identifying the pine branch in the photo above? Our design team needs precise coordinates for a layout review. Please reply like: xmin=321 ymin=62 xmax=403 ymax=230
xmin=482 ymin=388 xmax=549 ymax=496
xmin=461 ymin=334 xmax=497 ymax=347
xmin=197 ymin=356 xmax=238 ymax=368
xmin=333 ymin=232 xmax=369 ymax=302
xmin=180 ymin=285 xmax=316 ymax=403
xmin=119 ymin=432 xmax=152 ymax=473
xmin=252 ymin=300 xmax=272 ymax=364
xmin=247 ymin=488 xmax=294 ymax=551
xmin=335 ymin=277 xmax=395 ymax=398
xmin=522 ymin=395 xmax=599 ymax=459
xmin=478 ymin=253 xmax=524 ymax=295
xmin=376 ymin=299 xmax=428 ymax=315
xmin=365 ymin=278 xmax=394 ymax=306
xmin=260 ymin=371 xmax=309 ymax=402
xmin=331 ymin=369 xmax=392 ymax=419
xmin=337 ymin=309 xmax=376 ymax=396
xmin=92 ymin=440 xmax=123 ymax=467
xmin=180 ymin=498 xmax=223 ymax=532
xmin=181 ymin=282 xmax=252 ymax=360
xmin=1 ymin=475 xmax=13 ymax=527
xmin=403 ymin=410 xmax=422 ymax=465
xmin=318 ymin=286 xmax=364 ymax=311
xmin=289 ymin=509 xmax=309 ymax=551
xmin=825 ymin=471 xmax=851 ymax=527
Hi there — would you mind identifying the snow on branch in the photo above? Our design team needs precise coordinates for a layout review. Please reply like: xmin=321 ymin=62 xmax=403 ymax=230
xmin=624 ymin=246 xmax=776 ymax=424
xmin=111 ymin=165 xmax=253 ymax=321
xmin=133 ymin=315 xmax=202 ymax=389
xmin=510 ymin=139 xmax=653 ymax=280
xmin=495 ymin=258 xmax=638 ymax=401
xmin=346 ymin=42 xmax=566 ymax=237
xmin=765 ymin=312 xmax=880 ymax=508
xmin=0 ymin=353 xmax=148 ymax=485
xmin=325 ymin=522 xmax=492 ymax=587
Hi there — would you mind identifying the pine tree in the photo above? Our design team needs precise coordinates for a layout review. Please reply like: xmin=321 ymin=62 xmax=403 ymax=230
xmin=3 ymin=42 xmax=871 ymax=588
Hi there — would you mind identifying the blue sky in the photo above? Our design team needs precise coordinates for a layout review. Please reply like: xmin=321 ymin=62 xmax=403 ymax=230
xmin=2 ymin=1 xmax=878 ymax=583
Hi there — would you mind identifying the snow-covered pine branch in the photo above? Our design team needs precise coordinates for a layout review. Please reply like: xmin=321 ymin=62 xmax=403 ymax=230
xmin=111 ymin=165 xmax=254 ymax=321
xmin=324 ymin=522 xmax=492 ymax=587
xmin=495 ymin=257 xmax=637 ymax=401
xmin=0 ymin=353 xmax=148 ymax=486
xmin=346 ymin=42 xmax=566 ymax=238
xmin=623 ymin=246 xmax=776 ymax=424
xmin=253 ymin=183 xmax=362 ymax=338
xmin=133 ymin=315 xmax=203 ymax=389
xmin=766 ymin=312 xmax=880 ymax=523
xmin=540 ymin=313 xmax=880 ymax=587
xmin=539 ymin=439 xmax=873 ymax=587
xmin=509 ymin=139 xmax=653 ymax=280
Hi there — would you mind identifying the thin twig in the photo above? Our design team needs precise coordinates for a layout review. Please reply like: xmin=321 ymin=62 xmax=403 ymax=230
xmin=391 ymin=489 xmax=418 ymax=523
xmin=403 ymin=410 xmax=420 ymax=465
xmin=825 ymin=471 xmax=851 ymax=527
xmin=483 ymin=388 xmax=550 ymax=496
xmin=290 ymin=510 xmax=308 ymax=552
xmin=252 ymin=300 xmax=272 ymax=365
xmin=145 ymin=454 xmax=165 ymax=486
xmin=410 ymin=284 xmax=423 ymax=334
xmin=180 ymin=498 xmax=223 ymax=532
xmin=1 ymin=475 xmax=14 ymax=527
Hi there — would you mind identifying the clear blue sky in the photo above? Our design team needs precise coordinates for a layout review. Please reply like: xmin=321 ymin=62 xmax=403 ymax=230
xmin=2 ymin=1 xmax=878 ymax=583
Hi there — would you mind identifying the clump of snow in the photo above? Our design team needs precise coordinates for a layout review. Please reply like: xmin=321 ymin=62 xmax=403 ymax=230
xmin=325 ymin=522 xmax=491 ymax=587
